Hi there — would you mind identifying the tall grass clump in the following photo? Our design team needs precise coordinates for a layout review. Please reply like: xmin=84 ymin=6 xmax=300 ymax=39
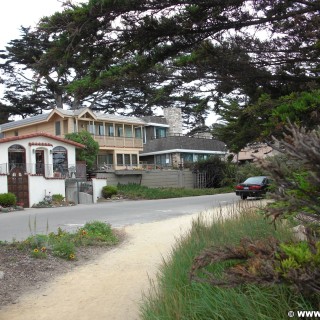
xmin=140 ymin=204 xmax=314 ymax=320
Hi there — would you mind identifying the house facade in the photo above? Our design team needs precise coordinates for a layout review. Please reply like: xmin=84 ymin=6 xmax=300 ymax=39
xmin=0 ymin=107 xmax=145 ymax=170
xmin=0 ymin=133 xmax=85 ymax=207
xmin=140 ymin=114 xmax=227 ymax=168
xmin=0 ymin=107 xmax=227 ymax=172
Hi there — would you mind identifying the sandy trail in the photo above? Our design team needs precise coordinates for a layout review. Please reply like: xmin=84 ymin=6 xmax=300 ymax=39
xmin=0 ymin=204 xmax=247 ymax=320
xmin=0 ymin=211 xmax=206 ymax=320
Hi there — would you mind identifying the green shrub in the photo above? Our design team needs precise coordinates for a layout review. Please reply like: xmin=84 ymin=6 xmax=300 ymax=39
xmin=81 ymin=221 xmax=118 ymax=244
xmin=0 ymin=192 xmax=17 ymax=207
xmin=235 ymin=162 xmax=267 ymax=183
xmin=52 ymin=240 xmax=76 ymax=260
xmin=102 ymin=185 xmax=118 ymax=198
xmin=51 ymin=194 xmax=64 ymax=203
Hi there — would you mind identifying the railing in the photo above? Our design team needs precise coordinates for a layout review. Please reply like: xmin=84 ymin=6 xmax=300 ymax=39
xmin=0 ymin=163 xmax=86 ymax=179
xmin=90 ymin=134 xmax=143 ymax=148
xmin=95 ymin=163 xmax=115 ymax=171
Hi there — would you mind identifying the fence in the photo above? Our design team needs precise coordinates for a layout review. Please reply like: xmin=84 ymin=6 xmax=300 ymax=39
xmin=0 ymin=162 xmax=86 ymax=179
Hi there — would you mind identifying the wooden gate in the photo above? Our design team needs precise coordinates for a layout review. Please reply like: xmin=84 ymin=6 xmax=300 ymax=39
xmin=193 ymin=172 xmax=207 ymax=189
xmin=8 ymin=167 xmax=29 ymax=207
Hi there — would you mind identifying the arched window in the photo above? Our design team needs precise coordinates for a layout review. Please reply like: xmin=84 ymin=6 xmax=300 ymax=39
xmin=8 ymin=144 xmax=26 ymax=171
xmin=53 ymin=146 xmax=68 ymax=174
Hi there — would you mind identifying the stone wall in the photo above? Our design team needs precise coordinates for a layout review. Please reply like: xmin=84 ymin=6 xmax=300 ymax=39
xmin=163 ymin=107 xmax=183 ymax=135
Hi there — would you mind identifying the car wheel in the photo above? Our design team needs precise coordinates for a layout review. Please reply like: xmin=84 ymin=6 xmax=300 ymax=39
xmin=240 ymin=195 xmax=247 ymax=200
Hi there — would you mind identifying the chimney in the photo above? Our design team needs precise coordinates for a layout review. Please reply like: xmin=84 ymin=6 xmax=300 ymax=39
xmin=163 ymin=107 xmax=183 ymax=135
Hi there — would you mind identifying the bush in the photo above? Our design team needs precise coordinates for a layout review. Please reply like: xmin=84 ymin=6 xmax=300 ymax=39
xmin=102 ymin=185 xmax=118 ymax=198
xmin=0 ymin=192 xmax=17 ymax=207
xmin=52 ymin=240 xmax=76 ymax=260
xmin=51 ymin=194 xmax=64 ymax=203
xmin=235 ymin=162 xmax=267 ymax=183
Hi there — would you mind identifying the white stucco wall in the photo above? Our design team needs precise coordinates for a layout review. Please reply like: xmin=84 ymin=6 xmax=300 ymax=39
xmin=0 ymin=135 xmax=78 ymax=175
xmin=92 ymin=178 xmax=107 ymax=203
xmin=29 ymin=176 xmax=65 ymax=207
xmin=0 ymin=176 xmax=8 ymax=194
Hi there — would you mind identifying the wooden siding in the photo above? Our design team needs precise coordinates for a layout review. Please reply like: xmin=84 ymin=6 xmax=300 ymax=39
xmin=2 ymin=114 xmax=144 ymax=153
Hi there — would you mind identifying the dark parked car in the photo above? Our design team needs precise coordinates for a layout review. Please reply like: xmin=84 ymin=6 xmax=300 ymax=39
xmin=235 ymin=176 xmax=271 ymax=200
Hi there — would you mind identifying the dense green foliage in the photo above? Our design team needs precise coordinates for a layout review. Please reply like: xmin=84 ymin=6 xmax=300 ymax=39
xmin=117 ymin=183 xmax=232 ymax=200
xmin=1 ymin=1 xmax=319 ymax=141
xmin=140 ymin=208 xmax=315 ymax=319
xmin=0 ymin=193 xmax=17 ymax=207
xmin=65 ymin=131 xmax=99 ymax=169
xmin=102 ymin=185 xmax=118 ymax=199
xmin=262 ymin=124 xmax=320 ymax=230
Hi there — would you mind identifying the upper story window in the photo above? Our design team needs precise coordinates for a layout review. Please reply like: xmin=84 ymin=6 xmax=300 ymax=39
xmin=124 ymin=125 xmax=132 ymax=138
xmin=106 ymin=124 xmax=114 ymax=136
xmin=155 ymin=127 xmax=167 ymax=139
xmin=87 ymin=122 xmax=95 ymax=134
xmin=14 ymin=130 xmax=19 ymax=136
xmin=96 ymin=123 xmax=105 ymax=136
xmin=55 ymin=121 xmax=61 ymax=136
xmin=134 ymin=127 xmax=142 ymax=139
xmin=116 ymin=124 xmax=123 ymax=137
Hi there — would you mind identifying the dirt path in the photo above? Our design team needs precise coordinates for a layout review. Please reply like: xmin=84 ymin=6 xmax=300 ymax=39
xmin=0 ymin=204 xmax=250 ymax=320
xmin=0 ymin=211 xmax=206 ymax=320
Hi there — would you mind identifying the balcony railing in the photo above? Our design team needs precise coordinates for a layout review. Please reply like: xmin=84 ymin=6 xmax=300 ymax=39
xmin=91 ymin=135 xmax=143 ymax=148
xmin=0 ymin=163 xmax=86 ymax=179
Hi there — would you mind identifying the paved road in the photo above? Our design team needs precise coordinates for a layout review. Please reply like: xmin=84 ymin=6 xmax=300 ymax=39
xmin=0 ymin=193 xmax=238 ymax=241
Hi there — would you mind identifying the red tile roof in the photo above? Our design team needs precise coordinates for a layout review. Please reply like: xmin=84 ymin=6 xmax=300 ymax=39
xmin=0 ymin=132 xmax=85 ymax=148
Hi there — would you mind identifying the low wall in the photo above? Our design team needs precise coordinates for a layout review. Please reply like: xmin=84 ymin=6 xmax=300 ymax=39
xmin=97 ymin=170 xmax=194 ymax=189
xmin=92 ymin=178 xmax=107 ymax=203
xmin=0 ymin=176 xmax=8 ymax=194
xmin=29 ymin=177 xmax=65 ymax=207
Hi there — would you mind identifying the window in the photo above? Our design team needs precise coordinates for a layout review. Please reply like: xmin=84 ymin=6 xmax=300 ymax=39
xmin=96 ymin=123 xmax=105 ymax=136
xmin=87 ymin=122 xmax=95 ymax=134
xmin=155 ymin=127 xmax=166 ymax=139
xmin=55 ymin=121 xmax=61 ymax=136
xmin=116 ymin=154 xmax=123 ymax=166
xmin=134 ymin=127 xmax=142 ymax=139
xmin=8 ymin=144 xmax=26 ymax=170
xmin=14 ymin=131 xmax=18 ymax=136
xmin=182 ymin=153 xmax=193 ymax=163
xmin=124 ymin=125 xmax=132 ymax=137
xmin=116 ymin=125 xmax=123 ymax=137
xmin=53 ymin=146 xmax=68 ymax=174
xmin=131 ymin=154 xmax=138 ymax=165
xmin=106 ymin=124 xmax=114 ymax=136
xmin=155 ymin=154 xmax=168 ymax=165
xmin=124 ymin=154 xmax=131 ymax=165
xmin=97 ymin=154 xmax=113 ymax=166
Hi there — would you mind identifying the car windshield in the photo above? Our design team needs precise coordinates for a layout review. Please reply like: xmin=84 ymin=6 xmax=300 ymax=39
xmin=243 ymin=177 xmax=266 ymax=184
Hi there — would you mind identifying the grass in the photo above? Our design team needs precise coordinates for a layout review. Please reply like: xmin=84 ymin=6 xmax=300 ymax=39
xmin=117 ymin=183 xmax=233 ymax=200
xmin=15 ymin=221 xmax=119 ymax=261
xmin=140 ymin=203 xmax=315 ymax=320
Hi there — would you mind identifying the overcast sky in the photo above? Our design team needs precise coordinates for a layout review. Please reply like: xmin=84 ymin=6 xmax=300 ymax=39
xmin=0 ymin=0 xmax=73 ymax=49
xmin=0 ymin=0 xmax=218 ymax=125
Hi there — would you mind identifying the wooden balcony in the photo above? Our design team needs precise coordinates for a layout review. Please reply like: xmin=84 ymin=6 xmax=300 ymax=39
xmin=93 ymin=135 xmax=143 ymax=149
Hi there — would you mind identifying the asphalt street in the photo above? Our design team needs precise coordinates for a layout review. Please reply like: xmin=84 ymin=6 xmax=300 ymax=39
xmin=0 ymin=193 xmax=238 ymax=241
